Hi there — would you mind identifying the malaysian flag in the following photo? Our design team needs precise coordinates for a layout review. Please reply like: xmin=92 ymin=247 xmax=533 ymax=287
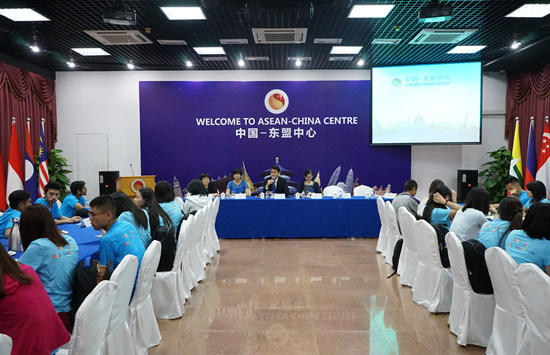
xmin=38 ymin=119 xmax=49 ymax=197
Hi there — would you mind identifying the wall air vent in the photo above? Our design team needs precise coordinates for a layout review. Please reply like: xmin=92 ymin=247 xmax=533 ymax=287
xmin=202 ymin=56 xmax=228 ymax=61
xmin=252 ymin=28 xmax=307 ymax=44
xmin=409 ymin=29 xmax=477 ymax=44
xmin=84 ymin=30 xmax=152 ymax=45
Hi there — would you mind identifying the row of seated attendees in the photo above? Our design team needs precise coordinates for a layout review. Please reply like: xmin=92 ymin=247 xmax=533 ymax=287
xmin=0 ymin=177 xmax=213 ymax=354
xmin=393 ymin=177 xmax=550 ymax=276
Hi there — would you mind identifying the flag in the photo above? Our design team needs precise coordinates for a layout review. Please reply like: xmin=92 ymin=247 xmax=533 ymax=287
xmin=314 ymin=171 xmax=321 ymax=187
xmin=242 ymin=161 xmax=256 ymax=192
xmin=38 ymin=119 xmax=49 ymax=197
xmin=24 ymin=119 xmax=38 ymax=201
xmin=509 ymin=119 xmax=523 ymax=187
xmin=6 ymin=119 xmax=24 ymax=205
xmin=524 ymin=119 xmax=537 ymax=188
xmin=536 ymin=119 xmax=550 ymax=189
xmin=0 ymin=149 xmax=5 ymax=211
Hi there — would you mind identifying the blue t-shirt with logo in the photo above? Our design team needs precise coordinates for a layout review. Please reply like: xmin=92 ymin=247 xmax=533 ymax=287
xmin=477 ymin=219 xmax=511 ymax=249
xmin=118 ymin=211 xmax=152 ymax=248
xmin=160 ymin=200 xmax=183 ymax=229
xmin=0 ymin=207 xmax=21 ymax=237
xmin=100 ymin=220 xmax=145 ymax=271
xmin=60 ymin=194 xmax=87 ymax=217
xmin=523 ymin=197 xmax=550 ymax=209
xmin=35 ymin=197 xmax=62 ymax=219
xmin=505 ymin=229 xmax=550 ymax=271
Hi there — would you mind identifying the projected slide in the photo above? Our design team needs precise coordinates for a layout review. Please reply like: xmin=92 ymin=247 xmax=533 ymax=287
xmin=371 ymin=62 xmax=482 ymax=145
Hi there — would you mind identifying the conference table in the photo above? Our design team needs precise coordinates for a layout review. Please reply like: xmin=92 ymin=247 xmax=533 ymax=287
xmin=215 ymin=196 xmax=386 ymax=239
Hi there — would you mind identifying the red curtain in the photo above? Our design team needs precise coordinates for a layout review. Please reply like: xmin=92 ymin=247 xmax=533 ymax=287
xmin=0 ymin=62 xmax=57 ymax=184
xmin=506 ymin=62 xmax=550 ymax=174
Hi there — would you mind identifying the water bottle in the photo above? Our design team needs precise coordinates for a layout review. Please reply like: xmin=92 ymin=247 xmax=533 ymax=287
xmin=260 ymin=192 xmax=265 ymax=199
xmin=220 ymin=192 xmax=226 ymax=199
xmin=8 ymin=218 xmax=23 ymax=252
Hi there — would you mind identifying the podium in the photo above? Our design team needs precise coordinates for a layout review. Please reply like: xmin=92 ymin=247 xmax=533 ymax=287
xmin=116 ymin=175 xmax=156 ymax=198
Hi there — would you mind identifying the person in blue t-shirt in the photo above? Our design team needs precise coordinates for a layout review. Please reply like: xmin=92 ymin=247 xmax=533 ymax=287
xmin=477 ymin=196 xmax=523 ymax=249
xmin=35 ymin=181 xmax=81 ymax=225
xmin=0 ymin=190 xmax=31 ymax=238
xmin=134 ymin=187 xmax=173 ymax=237
xmin=18 ymin=204 xmax=79 ymax=331
xmin=226 ymin=168 xmax=251 ymax=196
xmin=155 ymin=180 xmax=184 ymax=230
xmin=422 ymin=184 xmax=461 ymax=229
xmin=505 ymin=203 xmax=550 ymax=275
xmin=523 ymin=180 xmax=550 ymax=211
xmin=111 ymin=191 xmax=152 ymax=248
xmin=60 ymin=180 xmax=88 ymax=218
xmin=504 ymin=176 xmax=530 ymax=206
xmin=89 ymin=195 xmax=145 ymax=271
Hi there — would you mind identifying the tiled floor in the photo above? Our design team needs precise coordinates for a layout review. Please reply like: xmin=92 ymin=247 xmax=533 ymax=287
xmin=149 ymin=238 xmax=485 ymax=354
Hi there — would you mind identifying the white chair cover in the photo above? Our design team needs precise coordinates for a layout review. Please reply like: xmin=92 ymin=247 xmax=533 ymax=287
xmin=397 ymin=207 xmax=418 ymax=286
xmin=180 ymin=217 xmax=195 ymax=298
xmin=376 ymin=196 xmax=388 ymax=254
xmin=485 ymin=247 xmax=525 ymax=355
xmin=445 ymin=232 xmax=495 ymax=347
xmin=202 ymin=200 xmax=217 ymax=260
xmin=199 ymin=203 xmax=214 ymax=265
xmin=0 ymin=333 xmax=12 ymax=355
xmin=104 ymin=255 xmax=139 ymax=355
xmin=67 ymin=281 xmax=118 ymax=355
xmin=384 ymin=201 xmax=401 ymax=265
xmin=209 ymin=197 xmax=221 ymax=252
xmin=516 ymin=263 xmax=550 ymax=354
xmin=411 ymin=220 xmax=453 ymax=313
xmin=175 ymin=196 xmax=185 ymax=211
xmin=323 ymin=185 xmax=343 ymax=198
xmin=189 ymin=208 xmax=207 ymax=283
xmin=128 ymin=241 xmax=162 ymax=355
xmin=353 ymin=185 xmax=372 ymax=197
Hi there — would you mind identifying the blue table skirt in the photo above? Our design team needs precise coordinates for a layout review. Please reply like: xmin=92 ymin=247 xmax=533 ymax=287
xmin=1 ymin=222 xmax=100 ymax=260
xmin=215 ymin=196 xmax=384 ymax=239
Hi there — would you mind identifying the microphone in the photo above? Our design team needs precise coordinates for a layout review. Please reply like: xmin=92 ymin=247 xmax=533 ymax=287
xmin=130 ymin=163 xmax=135 ymax=175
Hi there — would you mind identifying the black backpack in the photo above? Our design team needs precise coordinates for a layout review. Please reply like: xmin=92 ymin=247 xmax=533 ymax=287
xmin=462 ymin=239 xmax=493 ymax=294
xmin=387 ymin=238 xmax=404 ymax=278
xmin=153 ymin=225 xmax=176 ymax=271
xmin=72 ymin=257 xmax=113 ymax=313
xmin=431 ymin=223 xmax=451 ymax=268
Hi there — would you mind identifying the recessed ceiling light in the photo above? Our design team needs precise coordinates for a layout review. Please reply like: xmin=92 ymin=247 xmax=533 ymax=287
xmin=193 ymin=47 xmax=226 ymax=55
xmin=372 ymin=38 xmax=401 ymax=45
xmin=357 ymin=59 xmax=365 ymax=66
xmin=71 ymin=48 xmax=110 ymax=56
xmin=287 ymin=57 xmax=311 ymax=61
xmin=238 ymin=59 xmax=245 ymax=67
xmin=506 ymin=4 xmax=550 ymax=18
xmin=511 ymin=41 xmax=521 ymax=49
xmin=0 ymin=8 xmax=50 ymax=21
xmin=348 ymin=5 xmax=395 ymax=18
xmin=127 ymin=63 xmax=135 ymax=70
xmin=186 ymin=61 xmax=193 ymax=67
xmin=447 ymin=45 xmax=486 ymax=54
xmin=295 ymin=60 xmax=302 ymax=67
xmin=160 ymin=7 xmax=206 ymax=20
xmin=29 ymin=45 xmax=40 ymax=53
xmin=330 ymin=46 xmax=363 ymax=55
xmin=67 ymin=61 xmax=76 ymax=68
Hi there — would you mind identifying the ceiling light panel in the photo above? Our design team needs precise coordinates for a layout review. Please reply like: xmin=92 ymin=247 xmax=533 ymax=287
xmin=288 ymin=57 xmax=311 ymax=61
xmin=0 ymin=8 xmax=50 ymax=21
xmin=71 ymin=48 xmax=110 ymax=56
xmin=330 ymin=46 xmax=363 ymax=54
xmin=447 ymin=45 xmax=486 ymax=54
xmin=194 ymin=47 xmax=226 ymax=55
xmin=506 ymin=4 xmax=550 ymax=18
xmin=348 ymin=5 xmax=395 ymax=18
xmin=160 ymin=7 xmax=206 ymax=20
xmin=372 ymin=38 xmax=401 ymax=45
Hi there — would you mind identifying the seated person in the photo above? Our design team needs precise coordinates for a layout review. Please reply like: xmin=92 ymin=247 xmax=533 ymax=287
xmin=523 ymin=180 xmax=550 ymax=211
xmin=226 ymin=168 xmax=251 ymax=196
xmin=134 ymin=187 xmax=173 ymax=235
xmin=60 ymin=180 xmax=89 ymax=218
xmin=0 ymin=190 xmax=31 ymax=238
xmin=0 ymin=246 xmax=71 ymax=354
xmin=263 ymin=165 xmax=289 ymax=197
xmin=450 ymin=187 xmax=497 ymax=241
xmin=504 ymin=176 xmax=530 ymax=206
xmin=477 ymin=196 xmax=523 ymax=249
xmin=200 ymin=173 xmax=219 ymax=196
xmin=505 ymin=203 xmax=550 ymax=275
xmin=155 ymin=180 xmax=184 ymax=230
xmin=417 ymin=179 xmax=457 ymax=215
xmin=18 ymin=204 xmax=79 ymax=331
xmin=422 ymin=184 xmax=461 ymax=229
xmin=392 ymin=179 xmax=421 ymax=224
xmin=183 ymin=179 xmax=211 ymax=219
xmin=296 ymin=169 xmax=322 ymax=195
xmin=35 ymin=181 xmax=81 ymax=224
xmin=111 ymin=191 xmax=151 ymax=248
xmin=89 ymin=195 xmax=145 ymax=270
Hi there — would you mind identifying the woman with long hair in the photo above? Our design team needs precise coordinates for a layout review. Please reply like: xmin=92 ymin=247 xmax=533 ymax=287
xmin=477 ymin=196 xmax=523 ymax=249
xmin=111 ymin=191 xmax=152 ymax=248
xmin=155 ymin=180 xmax=184 ymax=230
xmin=296 ymin=169 xmax=321 ymax=195
xmin=134 ymin=187 xmax=173 ymax=234
xmin=523 ymin=180 xmax=550 ymax=211
xmin=422 ymin=184 xmax=461 ymax=229
xmin=450 ymin=187 xmax=496 ymax=241
xmin=18 ymin=204 xmax=79 ymax=332
xmin=0 ymin=246 xmax=70 ymax=354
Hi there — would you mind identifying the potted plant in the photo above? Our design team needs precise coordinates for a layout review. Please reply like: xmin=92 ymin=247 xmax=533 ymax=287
xmin=478 ymin=146 xmax=512 ymax=203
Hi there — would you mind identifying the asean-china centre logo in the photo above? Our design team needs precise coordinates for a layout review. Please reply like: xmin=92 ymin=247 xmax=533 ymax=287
xmin=265 ymin=89 xmax=289 ymax=114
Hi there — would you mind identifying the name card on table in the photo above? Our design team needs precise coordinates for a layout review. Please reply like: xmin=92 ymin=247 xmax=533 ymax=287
xmin=274 ymin=193 xmax=286 ymax=199
xmin=80 ymin=218 xmax=92 ymax=228
xmin=310 ymin=193 xmax=323 ymax=199
xmin=234 ymin=193 xmax=247 ymax=200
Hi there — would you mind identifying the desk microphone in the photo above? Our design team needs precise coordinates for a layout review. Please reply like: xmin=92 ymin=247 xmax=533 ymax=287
xmin=130 ymin=163 xmax=135 ymax=176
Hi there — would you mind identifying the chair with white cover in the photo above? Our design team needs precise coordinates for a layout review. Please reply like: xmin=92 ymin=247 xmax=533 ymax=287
xmin=485 ymin=247 xmax=525 ymax=355
xmin=445 ymin=232 xmax=495 ymax=346
xmin=199 ymin=202 xmax=214 ymax=265
xmin=353 ymin=185 xmax=372 ymax=197
xmin=516 ymin=263 xmax=550 ymax=354
xmin=376 ymin=196 xmax=388 ymax=254
xmin=128 ymin=241 xmax=162 ymax=355
xmin=412 ymin=220 xmax=453 ymax=313
xmin=151 ymin=220 xmax=187 ymax=319
xmin=397 ymin=207 xmax=418 ymax=286
xmin=180 ymin=216 xmax=195 ymax=298
xmin=384 ymin=201 xmax=401 ymax=264
xmin=63 ymin=281 xmax=118 ymax=355
xmin=207 ymin=197 xmax=221 ymax=253
xmin=189 ymin=208 xmax=207 ymax=283
xmin=323 ymin=185 xmax=343 ymax=198
xmin=0 ymin=334 xmax=12 ymax=355
xmin=175 ymin=196 xmax=185 ymax=211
